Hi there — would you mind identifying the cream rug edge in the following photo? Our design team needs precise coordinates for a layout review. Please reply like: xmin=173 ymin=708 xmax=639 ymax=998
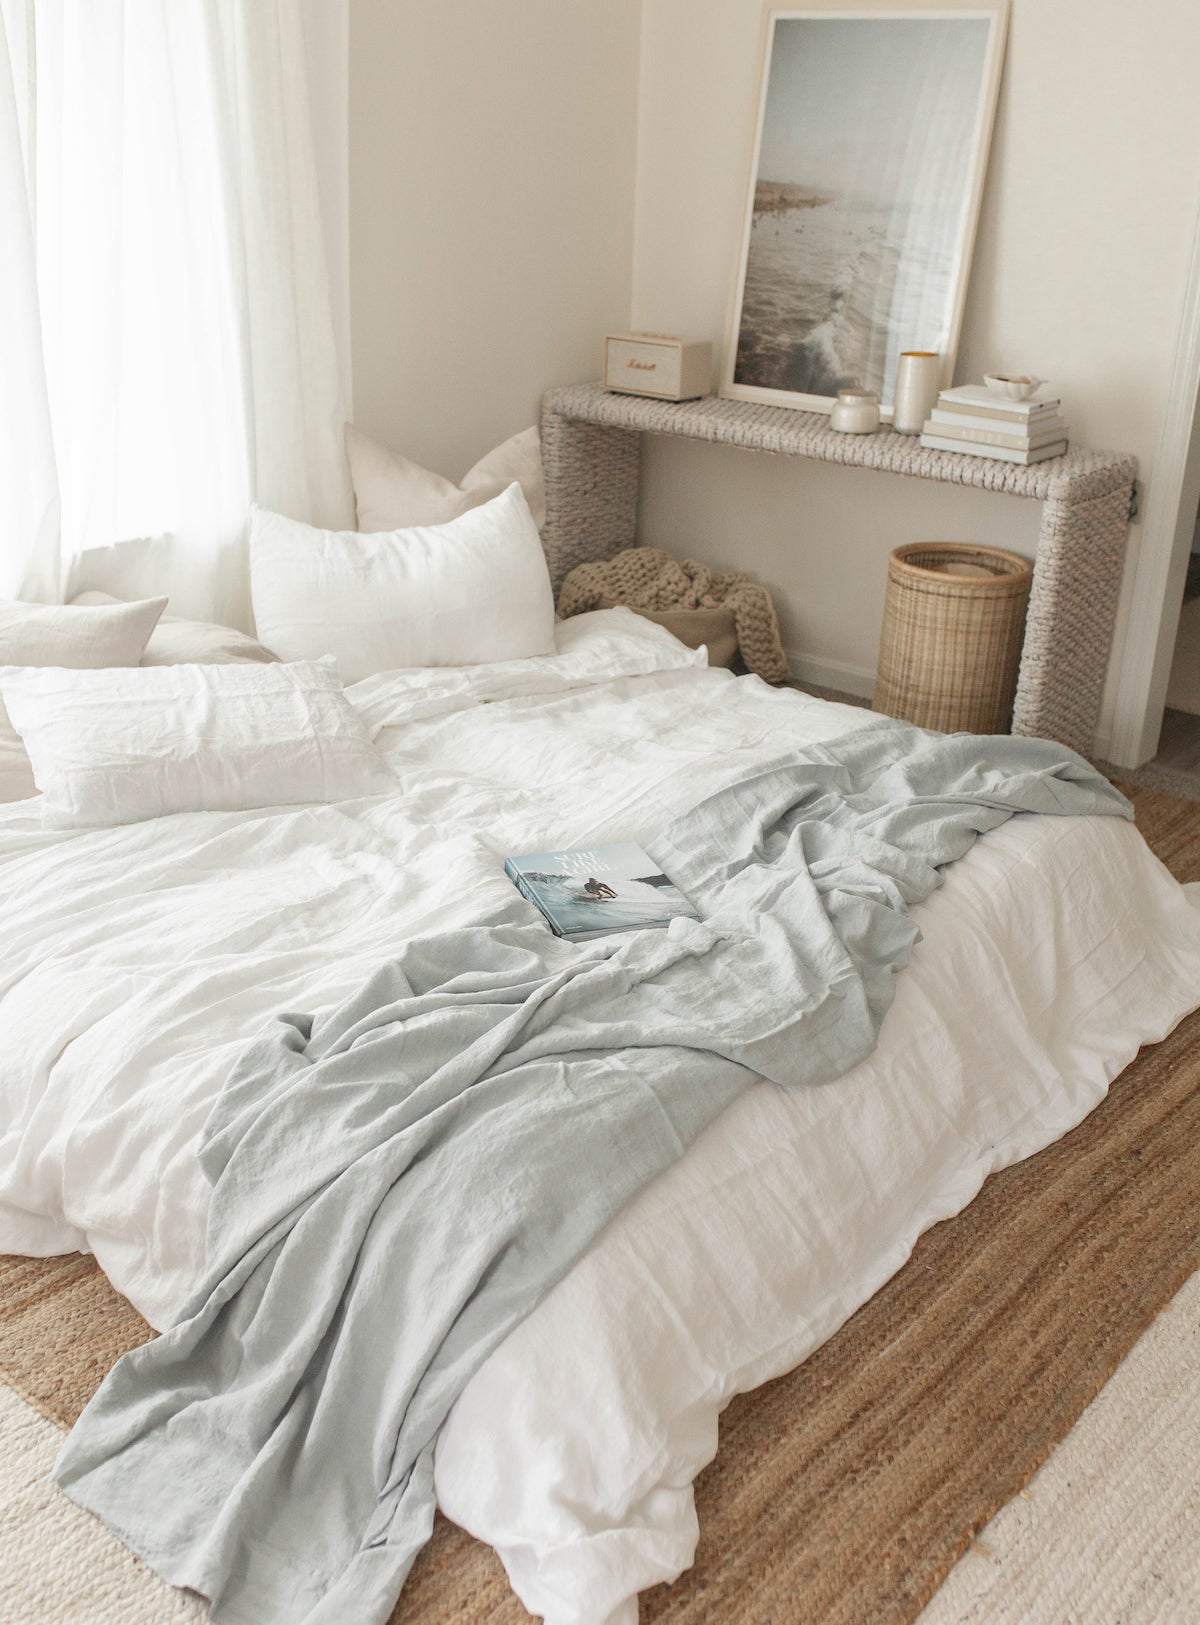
xmin=918 ymin=1266 xmax=1200 ymax=1625
xmin=0 ymin=1383 xmax=204 ymax=1625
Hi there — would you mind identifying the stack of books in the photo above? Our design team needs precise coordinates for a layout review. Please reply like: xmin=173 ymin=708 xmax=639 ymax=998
xmin=920 ymin=385 xmax=1069 ymax=465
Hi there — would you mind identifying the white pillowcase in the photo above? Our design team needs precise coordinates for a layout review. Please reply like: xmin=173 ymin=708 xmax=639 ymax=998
xmin=249 ymin=482 xmax=557 ymax=682
xmin=348 ymin=609 xmax=710 ymax=734
xmin=0 ymin=657 xmax=395 ymax=828
xmin=71 ymin=591 xmax=279 ymax=667
xmin=346 ymin=423 xmax=546 ymax=533
xmin=0 ymin=596 xmax=167 ymax=804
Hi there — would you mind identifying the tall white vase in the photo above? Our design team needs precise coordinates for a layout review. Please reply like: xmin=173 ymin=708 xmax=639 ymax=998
xmin=892 ymin=351 xmax=941 ymax=435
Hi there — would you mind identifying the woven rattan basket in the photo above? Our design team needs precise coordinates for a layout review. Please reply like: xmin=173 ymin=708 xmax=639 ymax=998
xmin=873 ymin=543 xmax=1033 ymax=734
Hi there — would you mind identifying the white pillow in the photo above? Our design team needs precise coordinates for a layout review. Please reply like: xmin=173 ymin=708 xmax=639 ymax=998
xmin=0 ymin=657 xmax=395 ymax=828
xmin=0 ymin=596 xmax=167 ymax=804
xmin=249 ymin=482 xmax=557 ymax=682
xmin=71 ymin=591 xmax=279 ymax=666
xmin=346 ymin=424 xmax=546 ymax=533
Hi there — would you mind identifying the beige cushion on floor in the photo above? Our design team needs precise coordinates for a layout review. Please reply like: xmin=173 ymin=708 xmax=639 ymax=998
xmin=557 ymin=548 xmax=788 ymax=683
xmin=618 ymin=606 xmax=739 ymax=669
xmin=0 ymin=596 xmax=167 ymax=803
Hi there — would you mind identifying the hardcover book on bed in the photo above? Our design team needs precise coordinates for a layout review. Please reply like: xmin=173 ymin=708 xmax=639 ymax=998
xmin=505 ymin=842 xmax=698 ymax=940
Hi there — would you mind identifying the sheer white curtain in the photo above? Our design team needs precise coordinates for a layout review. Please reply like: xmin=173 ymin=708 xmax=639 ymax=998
xmin=0 ymin=0 xmax=58 ymax=601
xmin=0 ymin=0 xmax=351 ymax=628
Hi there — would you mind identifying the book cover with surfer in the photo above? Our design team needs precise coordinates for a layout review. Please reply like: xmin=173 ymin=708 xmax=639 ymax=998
xmin=504 ymin=843 xmax=698 ymax=941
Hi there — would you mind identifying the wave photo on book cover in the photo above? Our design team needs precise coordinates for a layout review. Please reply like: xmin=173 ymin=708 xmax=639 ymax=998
xmin=504 ymin=842 xmax=698 ymax=941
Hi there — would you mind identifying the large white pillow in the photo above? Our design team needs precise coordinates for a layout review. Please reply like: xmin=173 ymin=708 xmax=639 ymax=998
xmin=0 ymin=657 xmax=395 ymax=828
xmin=346 ymin=423 xmax=546 ymax=533
xmin=0 ymin=596 xmax=167 ymax=804
xmin=249 ymin=482 xmax=557 ymax=682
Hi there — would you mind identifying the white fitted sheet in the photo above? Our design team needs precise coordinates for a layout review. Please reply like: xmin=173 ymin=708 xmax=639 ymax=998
xmin=1 ymin=609 xmax=1198 ymax=1625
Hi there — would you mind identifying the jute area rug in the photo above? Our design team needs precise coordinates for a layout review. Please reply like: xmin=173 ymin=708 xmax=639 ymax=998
xmin=1 ymin=784 xmax=1197 ymax=1625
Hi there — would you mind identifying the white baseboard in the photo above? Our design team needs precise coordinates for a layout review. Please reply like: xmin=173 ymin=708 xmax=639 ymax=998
xmin=785 ymin=648 xmax=876 ymax=701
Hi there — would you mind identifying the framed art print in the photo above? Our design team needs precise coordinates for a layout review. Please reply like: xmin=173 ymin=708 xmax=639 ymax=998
xmin=722 ymin=0 xmax=1008 ymax=415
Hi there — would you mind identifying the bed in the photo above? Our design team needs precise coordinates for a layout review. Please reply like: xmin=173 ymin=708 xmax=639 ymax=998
xmin=2 ymin=606 xmax=1199 ymax=1625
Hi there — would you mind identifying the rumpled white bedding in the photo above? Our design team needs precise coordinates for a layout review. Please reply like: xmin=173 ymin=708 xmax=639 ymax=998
xmin=2 ymin=608 xmax=1199 ymax=1625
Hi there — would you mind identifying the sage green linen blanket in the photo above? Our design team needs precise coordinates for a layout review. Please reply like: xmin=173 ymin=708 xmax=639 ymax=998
xmin=55 ymin=723 xmax=1130 ymax=1623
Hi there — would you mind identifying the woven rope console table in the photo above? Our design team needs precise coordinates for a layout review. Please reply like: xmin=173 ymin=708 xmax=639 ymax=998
xmin=541 ymin=381 xmax=1138 ymax=754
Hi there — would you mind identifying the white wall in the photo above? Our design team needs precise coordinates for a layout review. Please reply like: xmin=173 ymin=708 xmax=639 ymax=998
xmin=346 ymin=0 xmax=1200 ymax=757
xmin=349 ymin=0 xmax=641 ymax=480
xmin=1166 ymin=506 xmax=1200 ymax=713
xmin=1168 ymin=595 xmax=1200 ymax=712
xmin=632 ymin=0 xmax=1200 ymax=750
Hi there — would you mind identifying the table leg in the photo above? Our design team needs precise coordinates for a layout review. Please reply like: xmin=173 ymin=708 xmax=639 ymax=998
xmin=540 ymin=405 xmax=640 ymax=594
xmin=1013 ymin=484 xmax=1132 ymax=753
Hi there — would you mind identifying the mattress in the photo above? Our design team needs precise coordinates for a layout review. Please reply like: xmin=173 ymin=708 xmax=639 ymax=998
xmin=2 ymin=609 xmax=1198 ymax=1625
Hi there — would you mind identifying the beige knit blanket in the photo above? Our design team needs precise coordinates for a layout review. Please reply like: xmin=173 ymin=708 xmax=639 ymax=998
xmin=557 ymin=547 xmax=788 ymax=684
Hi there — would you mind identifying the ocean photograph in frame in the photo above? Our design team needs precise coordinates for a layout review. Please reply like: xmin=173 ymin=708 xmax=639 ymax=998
xmin=722 ymin=0 xmax=1008 ymax=415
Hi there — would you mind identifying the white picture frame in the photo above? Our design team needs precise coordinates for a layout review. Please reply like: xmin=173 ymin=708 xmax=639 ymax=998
xmin=721 ymin=0 xmax=1009 ymax=416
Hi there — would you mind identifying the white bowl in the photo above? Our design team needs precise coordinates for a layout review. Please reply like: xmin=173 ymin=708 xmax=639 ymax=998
xmin=983 ymin=373 xmax=1047 ymax=401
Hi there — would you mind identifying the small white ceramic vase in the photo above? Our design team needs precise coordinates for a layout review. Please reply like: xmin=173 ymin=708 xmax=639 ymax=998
xmin=892 ymin=351 xmax=941 ymax=434
xmin=829 ymin=388 xmax=880 ymax=434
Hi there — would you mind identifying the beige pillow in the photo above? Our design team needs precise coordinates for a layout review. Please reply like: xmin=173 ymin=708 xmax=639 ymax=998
xmin=0 ymin=596 xmax=167 ymax=803
xmin=346 ymin=424 xmax=546 ymax=534
xmin=71 ymin=592 xmax=278 ymax=667
xmin=583 ymin=602 xmax=739 ymax=670
xmin=633 ymin=607 xmax=740 ymax=670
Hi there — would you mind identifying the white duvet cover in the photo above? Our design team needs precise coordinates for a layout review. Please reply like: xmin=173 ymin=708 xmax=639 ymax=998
xmin=2 ymin=609 xmax=1199 ymax=1625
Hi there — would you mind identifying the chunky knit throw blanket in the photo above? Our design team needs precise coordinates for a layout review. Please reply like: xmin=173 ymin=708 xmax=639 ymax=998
xmin=557 ymin=547 xmax=788 ymax=684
